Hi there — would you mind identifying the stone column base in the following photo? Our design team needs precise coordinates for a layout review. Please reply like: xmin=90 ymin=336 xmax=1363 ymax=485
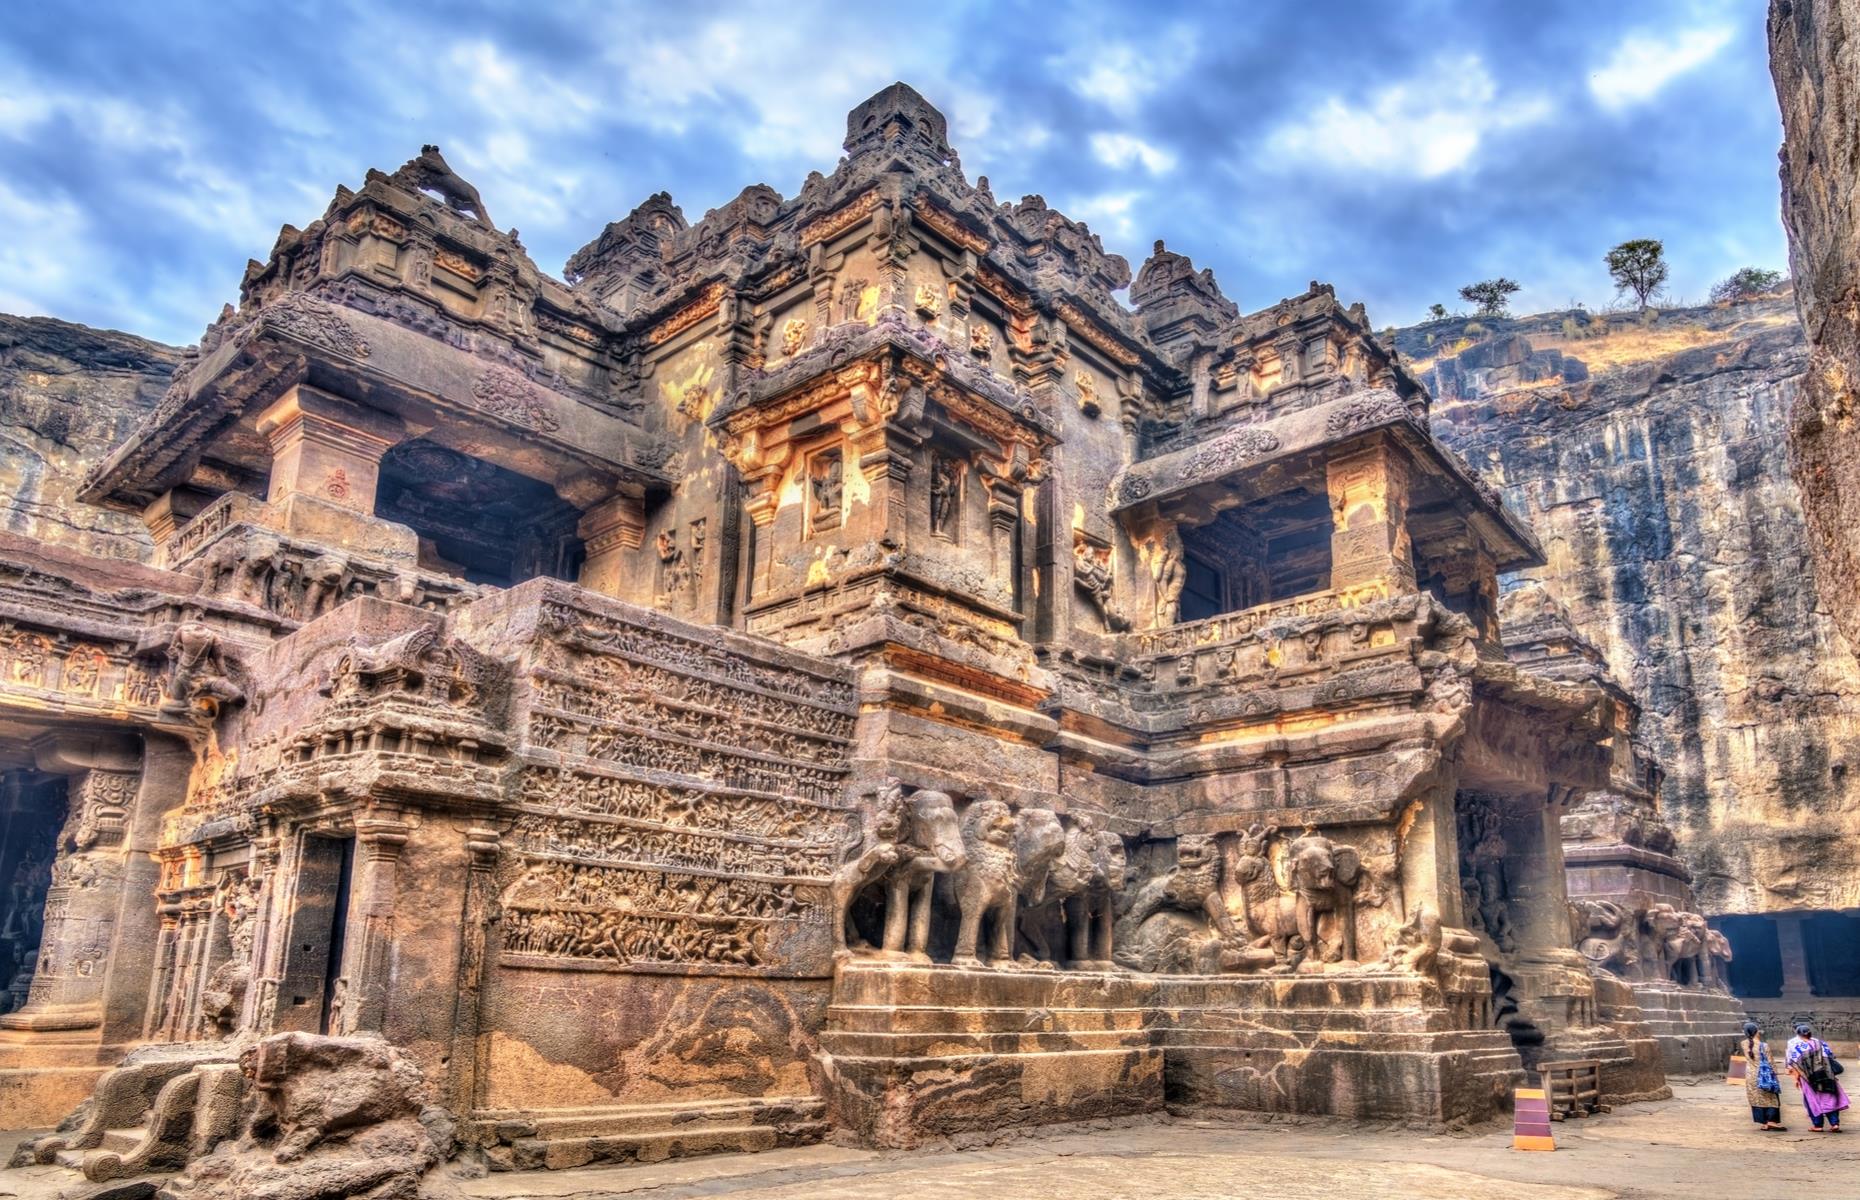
xmin=1625 ymin=980 xmax=1747 ymax=1075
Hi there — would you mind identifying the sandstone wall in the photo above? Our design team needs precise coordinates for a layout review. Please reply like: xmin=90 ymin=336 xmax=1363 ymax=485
xmin=0 ymin=314 xmax=175 ymax=561
xmin=1411 ymin=300 xmax=1860 ymax=914
xmin=1771 ymin=0 xmax=1860 ymax=673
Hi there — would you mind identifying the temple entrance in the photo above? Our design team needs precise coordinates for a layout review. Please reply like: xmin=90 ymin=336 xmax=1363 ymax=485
xmin=374 ymin=439 xmax=585 ymax=587
xmin=1173 ymin=486 xmax=1334 ymax=621
xmin=273 ymin=833 xmax=354 ymax=1036
xmin=0 ymin=770 xmax=66 ymax=1015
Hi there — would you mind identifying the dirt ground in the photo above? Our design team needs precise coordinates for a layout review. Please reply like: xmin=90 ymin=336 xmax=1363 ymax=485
xmin=3 ymin=1076 xmax=1854 ymax=1200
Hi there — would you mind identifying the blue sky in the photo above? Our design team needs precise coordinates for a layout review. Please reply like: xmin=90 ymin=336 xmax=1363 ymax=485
xmin=0 ymin=0 xmax=1787 ymax=347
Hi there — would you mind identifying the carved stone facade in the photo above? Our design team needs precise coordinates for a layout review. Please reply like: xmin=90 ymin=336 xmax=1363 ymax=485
xmin=0 ymin=84 xmax=1721 ymax=1187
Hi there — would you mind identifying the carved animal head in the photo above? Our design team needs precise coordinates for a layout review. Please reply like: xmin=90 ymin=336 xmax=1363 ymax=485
xmin=1287 ymin=835 xmax=1359 ymax=897
xmin=907 ymin=789 xmax=966 ymax=870
xmin=1705 ymin=928 xmax=1732 ymax=960
xmin=1093 ymin=830 xmax=1128 ymax=891
xmin=1013 ymin=808 xmax=1067 ymax=901
xmin=960 ymin=798 xmax=1016 ymax=852
xmin=1176 ymin=834 xmax=1219 ymax=873
xmin=1236 ymin=822 xmax=1274 ymax=859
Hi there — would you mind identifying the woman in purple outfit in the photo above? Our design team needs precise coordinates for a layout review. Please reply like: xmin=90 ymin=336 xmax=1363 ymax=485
xmin=1787 ymin=1022 xmax=1849 ymax=1132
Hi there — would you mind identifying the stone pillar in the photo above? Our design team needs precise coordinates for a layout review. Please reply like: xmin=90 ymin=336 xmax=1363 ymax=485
xmin=256 ymin=385 xmax=404 ymax=514
xmin=1507 ymin=793 xmax=1576 ymax=956
xmin=240 ymin=831 xmax=285 ymax=1035
xmin=1777 ymin=913 xmax=1812 ymax=997
xmin=0 ymin=761 xmax=139 ymax=1032
xmin=100 ymin=733 xmax=186 ymax=1044
xmin=343 ymin=815 xmax=409 ymax=1035
xmin=1326 ymin=441 xmax=1415 ymax=593
xmin=448 ymin=827 xmax=500 ymax=1116
xmin=576 ymin=493 xmax=645 ymax=598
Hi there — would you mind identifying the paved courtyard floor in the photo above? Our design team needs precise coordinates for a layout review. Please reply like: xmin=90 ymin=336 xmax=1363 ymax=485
xmin=3 ymin=1076 xmax=1854 ymax=1199
xmin=435 ymin=1078 xmax=1859 ymax=1200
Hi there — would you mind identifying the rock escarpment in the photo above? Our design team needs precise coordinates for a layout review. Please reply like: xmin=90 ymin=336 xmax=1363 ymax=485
xmin=1771 ymin=0 xmax=1860 ymax=671
xmin=1408 ymin=299 xmax=1860 ymax=914
xmin=0 ymin=314 xmax=176 ymax=560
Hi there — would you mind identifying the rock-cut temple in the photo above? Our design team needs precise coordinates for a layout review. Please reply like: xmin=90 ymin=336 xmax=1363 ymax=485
xmin=0 ymin=84 xmax=1743 ymax=1191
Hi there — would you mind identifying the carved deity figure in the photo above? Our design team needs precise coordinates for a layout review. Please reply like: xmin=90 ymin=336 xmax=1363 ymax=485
xmin=161 ymin=621 xmax=243 ymax=722
xmin=200 ymin=872 xmax=262 ymax=1037
xmin=929 ymin=455 xmax=959 ymax=538
xmin=1459 ymin=799 xmax=1516 ymax=953
xmin=810 ymin=451 xmax=844 ymax=523
xmin=1073 ymin=539 xmax=1128 ymax=631
xmin=876 ymin=789 xmax=966 ymax=960
xmin=1148 ymin=528 xmax=1187 ymax=627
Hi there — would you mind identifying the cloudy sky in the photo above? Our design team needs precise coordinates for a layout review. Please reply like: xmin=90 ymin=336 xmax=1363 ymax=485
xmin=0 ymin=0 xmax=1786 ymax=347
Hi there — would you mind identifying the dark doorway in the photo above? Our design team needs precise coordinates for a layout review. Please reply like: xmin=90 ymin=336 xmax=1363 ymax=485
xmin=375 ymin=439 xmax=585 ymax=587
xmin=273 ymin=834 xmax=355 ymax=1035
xmin=1713 ymin=915 xmax=1784 ymax=998
xmin=0 ymin=771 xmax=66 ymax=1014
xmin=1803 ymin=912 xmax=1860 ymax=997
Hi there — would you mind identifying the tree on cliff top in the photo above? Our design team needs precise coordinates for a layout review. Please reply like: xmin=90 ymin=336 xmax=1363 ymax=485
xmin=1710 ymin=267 xmax=1785 ymax=304
xmin=1605 ymin=239 xmax=1669 ymax=310
xmin=1459 ymin=278 xmax=1520 ymax=317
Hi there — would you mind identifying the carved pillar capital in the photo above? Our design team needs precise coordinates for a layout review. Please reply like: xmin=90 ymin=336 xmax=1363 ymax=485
xmin=255 ymin=384 xmax=406 ymax=514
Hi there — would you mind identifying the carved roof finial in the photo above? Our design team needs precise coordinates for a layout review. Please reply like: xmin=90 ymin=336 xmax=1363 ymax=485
xmin=844 ymin=81 xmax=956 ymax=167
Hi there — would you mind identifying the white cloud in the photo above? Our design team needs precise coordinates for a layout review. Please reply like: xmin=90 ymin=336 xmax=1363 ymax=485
xmin=1265 ymin=55 xmax=1550 ymax=179
xmin=0 ymin=181 xmax=87 ymax=317
xmin=1064 ymin=191 xmax=1144 ymax=240
xmin=1590 ymin=25 xmax=1735 ymax=110
xmin=1090 ymin=132 xmax=1176 ymax=174
xmin=1053 ymin=27 xmax=1199 ymax=117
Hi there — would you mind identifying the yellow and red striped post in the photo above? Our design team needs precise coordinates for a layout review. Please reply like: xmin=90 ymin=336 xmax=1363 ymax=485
xmin=1513 ymin=1087 xmax=1555 ymax=1152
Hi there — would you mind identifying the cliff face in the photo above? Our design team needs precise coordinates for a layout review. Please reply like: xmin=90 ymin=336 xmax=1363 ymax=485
xmin=1771 ymin=0 xmax=1860 ymax=673
xmin=0 ymin=314 xmax=176 ymax=562
xmin=1408 ymin=298 xmax=1860 ymax=914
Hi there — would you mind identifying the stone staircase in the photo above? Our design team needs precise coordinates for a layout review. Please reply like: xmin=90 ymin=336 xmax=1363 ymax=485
xmin=818 ymin=962 xmax=1166 ymax=1148
xmin=9 ymin=1042 xmax=243 ymax=1184
xmin=473 ymin=1094 xmax=830 ymax=1171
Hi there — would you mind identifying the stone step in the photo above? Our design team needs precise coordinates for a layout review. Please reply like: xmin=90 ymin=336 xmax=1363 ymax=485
xmin=500 ymin=1094 xmax=823 ymax=1141
xmin=827 ymin=1002 xmax=1153 ymax=1035
xmin=52 ymin=1126 xmax=145 ymax=1170
xmin=489 ymin=1120 xmax=829 ymax=1172
xmin=821 ymin=1027 xmax=1152 ymax=1057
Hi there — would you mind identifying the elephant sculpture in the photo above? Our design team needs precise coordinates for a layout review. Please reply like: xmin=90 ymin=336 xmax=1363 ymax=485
xmin=949 ymin=800 xmax=1020 ymax=967
xmin=1285 ymin=834 xmax=1362 ymax=964
xmin=874 ymin=787 xmax=966 ymax=960
xmin=1019 ymin=813 xmax=1097 ymax=966
xmin=1066 ymin=828 xmax=1127 ymax=969
xmin=1643 ymin=903 xmax=1704 ymax=986
xmin=1704 ymin=926 xmax=1733 ymax=991
xmin=1673 ymin=910 xmax=1715 ymax=987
